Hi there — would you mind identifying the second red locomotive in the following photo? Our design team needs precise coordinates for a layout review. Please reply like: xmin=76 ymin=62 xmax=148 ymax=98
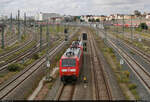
xmin=59 ymin=40 xmax=83 ymax=83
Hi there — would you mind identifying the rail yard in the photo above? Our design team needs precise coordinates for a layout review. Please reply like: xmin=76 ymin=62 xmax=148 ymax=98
xmin=1 ymin=3 xmax=150 ymax=101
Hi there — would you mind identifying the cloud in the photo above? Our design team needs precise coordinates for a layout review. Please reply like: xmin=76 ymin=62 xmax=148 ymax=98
xmin=0 ymin=0 xmax=149 ymax=17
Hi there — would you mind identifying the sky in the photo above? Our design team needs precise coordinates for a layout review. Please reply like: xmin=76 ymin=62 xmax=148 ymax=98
xmin=0 ymin=0 xmax=150 ymax=17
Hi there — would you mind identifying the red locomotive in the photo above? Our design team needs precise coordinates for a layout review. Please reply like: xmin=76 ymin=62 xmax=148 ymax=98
xmin=59 ymin=41 xmax=83 ymax=83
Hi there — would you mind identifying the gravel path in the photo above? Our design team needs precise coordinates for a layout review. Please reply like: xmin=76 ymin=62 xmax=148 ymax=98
xmin=72 ymin=51 xmax=93 ymax=100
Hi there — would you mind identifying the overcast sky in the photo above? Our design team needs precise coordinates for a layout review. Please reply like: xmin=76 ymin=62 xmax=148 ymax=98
xmin=0 ymin=0 xmax=150 ymax=17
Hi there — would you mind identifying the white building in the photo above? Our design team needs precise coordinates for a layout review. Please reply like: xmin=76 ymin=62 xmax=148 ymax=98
xmin=146 ymin=14 xmax=150 ymax=19
xmin=35 ymin=12 xmax=61 ymax=21
xmin=80 ymin=16 xmax=90 ymax=22
xmin=35 ymin=12 xmax=43 ymax=21
xmin=0 ymin=15 xmax=8 ymax=20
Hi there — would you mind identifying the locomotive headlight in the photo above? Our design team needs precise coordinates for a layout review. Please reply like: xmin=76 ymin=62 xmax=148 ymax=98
xmin=62 ymin=69 xmax=67 ymax=72
xmin=70 ymin=69 xmax=76 ymax=72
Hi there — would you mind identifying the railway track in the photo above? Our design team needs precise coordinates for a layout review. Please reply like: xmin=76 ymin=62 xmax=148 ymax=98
xmin=0 ymin=41 xmax=66 ymax=100
xmin=107 ymin=38 xmax=150 ymax=94
xmin=88 ymin=30 xmax=112 ymax=100
xmin=113 ymin=36 xmax=150 ymax=64
xmin=0 ymin=33 xmax=34 ymax=59
xmin=55 ymin=83 xmax=76 ymax=100
xmin=100 ymin=30 xmax=150 ymax=72
xmin=0 ymin=40 xmax=48 ymax=72
xmin=0 ymin=31 xmax=54 ymax=72
xmin=0 ymin=35 xmax=18 ymax=47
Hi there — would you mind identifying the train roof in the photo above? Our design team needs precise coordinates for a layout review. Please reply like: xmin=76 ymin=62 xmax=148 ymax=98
xmin=71 ymin=40 xmax=83 ymax=47
xmin=62 ymin=47 xmax=81 ymax=59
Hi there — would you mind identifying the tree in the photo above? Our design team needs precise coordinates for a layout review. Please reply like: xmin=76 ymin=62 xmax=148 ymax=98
xmin=134 ymin=10 xmax=141 ymax=17
xmin=96 ymin=19 xmax=100 ymax=22
xmin=91 ymin=18 xmax=95 ymax=22
xmin=138 ymin=23 xmax=148 ymax=30
xmin=73 ymin=16 xmax=78 ymax=22
xmin=80 ymin=19 xmax=85 ymax=22
xmin=88 ymin=19 xmax=91 ymax=22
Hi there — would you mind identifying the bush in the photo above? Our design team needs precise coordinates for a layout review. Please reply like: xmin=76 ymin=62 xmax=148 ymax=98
xmin=32 ymin=54 xmax=39 ymax=60
xmin=128 ymin=83 xmax=137 ymax=90
xmin=124 ymin=70 xmax=130 ymax=78
xmin=108 ymin=48 xmax=114 ymax=53
xmin=136 ymin=28 xmax=142 ymax=32
xmin=21 ymin=35 xmax=25 ymax=40
xmin=121 ymin=77 xmax=129 ymax=83
xmin=7 ymin=63 xmax=22 ymax=72
xmin=138 ymin=23 xmax=148 ymax=30
xmin=111 ymin=53 xmax=115 ymax=58
xmin=131 ymin=89 xmax=140 ymax=100
xmin=23 ymin=59 xmax=35 ymax=67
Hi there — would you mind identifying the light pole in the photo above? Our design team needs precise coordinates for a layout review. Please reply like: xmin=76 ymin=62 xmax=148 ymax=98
xmin=34 ymin=21 xmax=36 ymax=42
xmin=18 ymin=10 xmax=21 ymax=41
xmin=104 ymin=21 xmax=107 ymax=41
xmin=113 ymin=19 xmax=115 ymax=33
xmin=10 ymin=13 xmax=13 ymax=33
xmin=130 ymin=15 xmax=133 ymax=40
xmin=1 ymin=25 xmax=5 ymax=49
xmin=24 ymin=13 xmax=26 ymax=35
xmin=116 ymin=19 xmax=118 ymax=33
xmin=122 ymin=15 xmax=125 ymax=39
xmin=47 ymin=20 xmax=50 ymax=47
xmin=40 ymin=24 xmax=43 ymax=52
xmin=139 ymin=16 xmax=142 ymax=42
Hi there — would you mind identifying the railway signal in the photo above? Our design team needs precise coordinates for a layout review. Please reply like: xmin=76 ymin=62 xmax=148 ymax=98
xmin=46 ymin=59 xmax=53 ymax=82
xmin=46 ymin=60 xmax=50 ymax=68
xmin=120 ymin=59 xmax=124 ymax=65
xmin=82 ymin=33 xmax=87 ymax=51
xmin=138 ymin=38 xmax=142 ymax=42
xmin=64 ymin=28 xmax=68 ymax=41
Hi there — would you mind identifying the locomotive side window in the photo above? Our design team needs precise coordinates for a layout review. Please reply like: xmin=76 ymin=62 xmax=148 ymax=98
xmin=62 ymin=59 xmax=76 ymax=67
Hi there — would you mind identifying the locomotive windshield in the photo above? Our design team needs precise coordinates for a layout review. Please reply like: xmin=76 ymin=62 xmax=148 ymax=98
xmin=62 ymin=59 xmax=76 ymax=67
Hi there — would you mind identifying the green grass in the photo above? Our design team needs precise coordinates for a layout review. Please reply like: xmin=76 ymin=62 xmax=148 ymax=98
xmin=23 ymin=59 xmax=35 ymax=67
xmin=0 ymin=74 xmax=4 ymax=77
xmin=130 ymin=51 xmax=135 ymax=55
xmin=131 ymin=89 xmax=140 ymax=100
xmin=5 ymin=41 xmax=36 ymax=62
